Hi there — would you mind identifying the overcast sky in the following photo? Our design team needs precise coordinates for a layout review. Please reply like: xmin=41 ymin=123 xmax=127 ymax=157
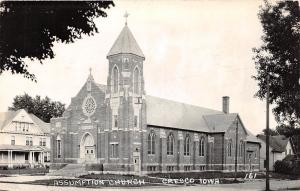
xmin=0 ymin=0 xmax=277 ymax=135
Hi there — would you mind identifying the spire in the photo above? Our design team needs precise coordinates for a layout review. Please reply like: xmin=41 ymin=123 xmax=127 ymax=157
xmin=107 ymin=14 xmax=145 ymax=58
xmin=87 ymin=67 xmax=94 ymax=81
xmin=124 ymin=11 xmax=129 ymax=25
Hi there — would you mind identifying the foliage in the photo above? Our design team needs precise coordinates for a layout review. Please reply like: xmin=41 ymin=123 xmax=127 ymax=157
xmin=0 ymin=1 xmax=114 ymax=81
xmin=274 ymin=160 xmax=293 ymax=174
xmin=262 ymin=128 xmax=279 ymax=136
xmin=8 ymin=93 xmax=65 ymax=123
xmin=253 ymin=1 xmax=300 ymax=131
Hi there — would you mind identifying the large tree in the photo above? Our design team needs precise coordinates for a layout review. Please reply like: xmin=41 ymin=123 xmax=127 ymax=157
xmin=253 ymin=1 xmax=300 ymax=155
xmin=9 ymin=93 xmax=65 ymax=123
xmin=0 ymin=1 xmax=114 ymax=81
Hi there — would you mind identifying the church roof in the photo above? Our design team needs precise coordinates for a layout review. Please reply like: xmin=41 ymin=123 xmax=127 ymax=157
xmin=146 ymin=95 xmax=222 ymax=132
xmin=107 ymin=25 xmax=145 ymax=58
xmin=203 ymin=113 xmax=238 ymax=132
xmin=95 ymin=83 xmax=107 ymax=92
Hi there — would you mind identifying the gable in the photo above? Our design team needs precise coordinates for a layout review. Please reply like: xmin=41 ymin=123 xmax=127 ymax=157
xmin=66 ymin=76 xmax=106 ymax=111
xmin=1 ymin=109 xmax=49 ymax=134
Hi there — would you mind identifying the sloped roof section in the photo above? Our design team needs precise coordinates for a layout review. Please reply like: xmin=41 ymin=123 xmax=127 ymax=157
xmin=146 ymin=95 xmax=222 ymax=132
xmin=257 ymin=134 xmax=289 ymax=152
xmin=95 ymin=83 xmax=107 ymax=92
xmin=0 ymin=110 xmax=20 ymax=130
xmin=0 ymin=109 xmax=50 ymax=134
xmin=29 ymin=113 xmax=50 ymax=134
xmin=107 ymin=25 xmax=145 ymax=58
xmin=203 ymin=113 xmax=238 ymax=132
xmin=245 ymin=129 xmax=261 ymax=143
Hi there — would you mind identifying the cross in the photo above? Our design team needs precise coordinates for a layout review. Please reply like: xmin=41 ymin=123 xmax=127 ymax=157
xmin=124 ymin=11 xmax=129 ymax=25
xmin=89 ymin=67 xmax=92 ymax=76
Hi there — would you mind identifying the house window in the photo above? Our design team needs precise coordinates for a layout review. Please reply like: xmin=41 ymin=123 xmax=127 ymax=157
xmin=11 ymin=136 xmax=15 ymax=145
xmin=112 ymin=66 xmax=119 ymax=93
xmin=26 ymin=137 xmax=29 ymax=146
xmin=111 ymin=144 xmax=119 ymax=158
xmin=43 ymin=138 xmax=46 ymax=146
xmin=147 ymin=131 xmax=156 ymax=154
xmin=29 ymin=137 xmax=33 ymax=146
xmin=167 ymin=133 xmax=174 ymax=155
xmin=199 ymin=137 xmax=205 ymax=156
xmin=133 ymin=67 xmax=140 ymax=94
xmin=184 ymin=135 xmax=190 ymax=156
xmin=134 ymin=116 xmax=138 ymax=128
xmin=227 ymin=139 xmax=232 ymax=157
xmin=40 ymin=138 xmax=46 ymax=146
xmin=114 ymin=115 xmax=118 ymax=128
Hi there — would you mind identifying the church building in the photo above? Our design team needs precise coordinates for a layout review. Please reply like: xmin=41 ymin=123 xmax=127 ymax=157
xmin=50 ymin=20 xmax=261 ymax=174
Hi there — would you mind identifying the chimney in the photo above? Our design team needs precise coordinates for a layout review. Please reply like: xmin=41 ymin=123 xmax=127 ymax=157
xmin=222 ymin=96 xmax=230 ymax=114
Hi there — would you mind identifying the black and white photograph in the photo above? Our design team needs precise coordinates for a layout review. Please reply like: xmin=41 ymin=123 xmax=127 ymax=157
xmin=0 ymin=0 xmax=299 ymax=190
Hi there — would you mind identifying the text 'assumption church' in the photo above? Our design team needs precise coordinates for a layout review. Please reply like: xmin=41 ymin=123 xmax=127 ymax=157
xmin=50 ymin=20 xmax=261 ymax=174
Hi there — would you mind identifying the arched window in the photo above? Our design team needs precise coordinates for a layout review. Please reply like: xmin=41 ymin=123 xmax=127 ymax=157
xmin=147 ymin=131 xmax=155 ymax=154
xmin=167 ymin=133 xmax=174 ymax=155
xmin=133 ymin=67 xmax=140 ymax=94
xmin=199 ymin=137 xmax=205 ymax=156
xmin=184 ymin=135 xmax=190 ymax=156
xmin=239 ymin=140 xmax=244 ymax=157
xmin=227 ymin=139 xmax=232 ymax=157
xmin=112 ymin=66 xmax=119 ymax=93
xmin=56 ymin=135 xmax=61 ymax=158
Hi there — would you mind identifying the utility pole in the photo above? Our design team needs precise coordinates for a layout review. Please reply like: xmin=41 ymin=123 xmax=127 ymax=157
xmin=266 ymin=74 xmax=270 ymax=191
xmin=234 ymin=117 xmax=238 ymax=181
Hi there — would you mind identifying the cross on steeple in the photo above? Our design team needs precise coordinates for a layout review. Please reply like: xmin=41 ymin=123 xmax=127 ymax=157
xmin=124 ymin=11 xmax=129 ymax=25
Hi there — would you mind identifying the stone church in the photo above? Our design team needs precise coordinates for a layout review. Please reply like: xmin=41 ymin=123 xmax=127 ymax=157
xmin=50 ymin=21 xmax=261 ymax=174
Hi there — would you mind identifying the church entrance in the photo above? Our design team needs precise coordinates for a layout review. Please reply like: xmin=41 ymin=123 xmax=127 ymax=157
xmin=80 ymin=133 xmax=96 ymax=163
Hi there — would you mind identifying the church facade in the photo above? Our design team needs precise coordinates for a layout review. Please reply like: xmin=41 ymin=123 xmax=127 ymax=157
xmin=50 ymin=23 xmax=261 ymax=174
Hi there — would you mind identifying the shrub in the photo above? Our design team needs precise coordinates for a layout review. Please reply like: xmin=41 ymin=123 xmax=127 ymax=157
xmin=274 ymin=160 xmax=293 ymax=174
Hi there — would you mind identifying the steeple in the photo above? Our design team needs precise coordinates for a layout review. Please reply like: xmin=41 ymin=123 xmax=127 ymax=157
xmin=87 ymin=67 xmax=94 ymax=81
xmin=107 ymin=23 xmax=145 ymax=59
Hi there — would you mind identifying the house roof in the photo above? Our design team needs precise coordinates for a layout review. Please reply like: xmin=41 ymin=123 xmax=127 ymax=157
xmin=0 ymin=109 xmax=50 ymax=134
xmin=107 ymin=25 xmax=145 ymax=58
xmin=257 ymin=134 xmax=289 ymax=152
xmin=0 ymin=110 xmax=21 ymax=130
xmin=0 ymin=144 xmax=49 ymax=151
xmin=146 ymin=95 xmax=223 ymax=132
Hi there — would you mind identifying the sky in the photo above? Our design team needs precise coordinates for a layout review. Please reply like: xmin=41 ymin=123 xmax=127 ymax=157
xmin=0 ymin=0 xmax=278 ymax=135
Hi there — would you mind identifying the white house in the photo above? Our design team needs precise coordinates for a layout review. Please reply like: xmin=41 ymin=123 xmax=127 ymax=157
xmin=0 ymin=109 xmax=50 ymax=168
xmin=257 ymin=134 xmax=294 ymax=171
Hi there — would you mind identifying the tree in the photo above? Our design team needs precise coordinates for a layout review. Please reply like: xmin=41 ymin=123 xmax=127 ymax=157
xmin=8 ymin=93 xmax=65 ymax=123
xmin=253 ymin=1 xmax=300 ymax=132
xmin=0 ymin=1 xmax=114 ymax=81
xmin=262 ymin=128 xmax=279 ymax=136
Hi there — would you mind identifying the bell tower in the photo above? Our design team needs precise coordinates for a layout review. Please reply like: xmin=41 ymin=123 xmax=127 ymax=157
xmin=106 ymin=23 xmax=145 ymax=96
xmin=104 ymin=13 xmax=146 ymax=172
